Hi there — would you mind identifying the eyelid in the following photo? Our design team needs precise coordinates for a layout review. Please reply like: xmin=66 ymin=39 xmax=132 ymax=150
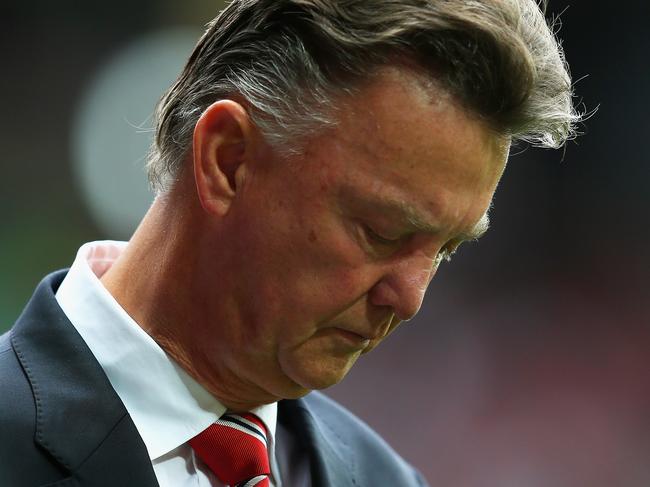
xmin=363 ymin=224 xmax=402 ymax=245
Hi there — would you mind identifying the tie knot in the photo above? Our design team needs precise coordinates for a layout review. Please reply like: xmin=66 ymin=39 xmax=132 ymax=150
xmin=190 ymin=413 xmax=271 ymax=486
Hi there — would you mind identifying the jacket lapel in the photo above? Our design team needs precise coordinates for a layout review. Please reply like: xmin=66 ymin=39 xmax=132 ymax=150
xmin=11 ymin=271 xmax=158 ymax=487
xmin=279 ymin=397 xmax=355 ymax=487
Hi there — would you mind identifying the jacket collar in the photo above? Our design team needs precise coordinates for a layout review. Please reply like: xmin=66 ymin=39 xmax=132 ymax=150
xmin=11 ymin=271 xmax=158 ymax=486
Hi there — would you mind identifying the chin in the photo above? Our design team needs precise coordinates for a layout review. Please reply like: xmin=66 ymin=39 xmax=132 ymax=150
xmin=278 ymin=350 xmax=360 ymax=392
xmin=293 ymin=372 xmax=346 ymax=391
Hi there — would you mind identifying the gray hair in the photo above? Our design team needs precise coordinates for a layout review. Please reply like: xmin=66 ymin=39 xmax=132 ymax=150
xmin=147 ymin=0 xmax=582 ymax=193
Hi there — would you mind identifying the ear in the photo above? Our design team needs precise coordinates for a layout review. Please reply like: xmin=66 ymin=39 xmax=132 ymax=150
xmin=192 ymin=100 xmax=252 ymax=216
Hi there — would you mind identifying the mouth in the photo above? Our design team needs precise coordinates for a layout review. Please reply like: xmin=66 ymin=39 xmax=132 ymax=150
xmin=332 ymin=325 xmax=386 ymax=344
xmin=339 ymin=328 xmax=372 ymax=340
xmin=329 ymin=327 xmax=374 ymax=347
xmin=330 ymin=314 xmax=395 ymax=343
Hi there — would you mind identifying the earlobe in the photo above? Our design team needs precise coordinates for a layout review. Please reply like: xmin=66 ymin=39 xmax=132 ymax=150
xmin=193 ymin=100 xmax=251 ymax=217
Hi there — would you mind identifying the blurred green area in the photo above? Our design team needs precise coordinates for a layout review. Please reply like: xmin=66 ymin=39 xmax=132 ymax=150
xmin=0 ymin=0 xmax=227 ymax=331
xmin=0 ymin=212 xmax=88 ymax=330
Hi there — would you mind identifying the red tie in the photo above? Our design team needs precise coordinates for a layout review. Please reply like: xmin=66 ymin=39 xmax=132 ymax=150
xmin=190 ymin=413 xmax=271 ymax=487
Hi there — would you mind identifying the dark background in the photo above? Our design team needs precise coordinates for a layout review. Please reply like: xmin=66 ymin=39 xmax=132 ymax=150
xmin=2 ymin=1 xmax=648 ymax=485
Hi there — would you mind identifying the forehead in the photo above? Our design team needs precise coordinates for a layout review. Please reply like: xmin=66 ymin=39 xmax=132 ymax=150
xmin=334 ymin=66 xmax=506 ymax=168
xmin=310 ymin=66 xmax=508 ymax=237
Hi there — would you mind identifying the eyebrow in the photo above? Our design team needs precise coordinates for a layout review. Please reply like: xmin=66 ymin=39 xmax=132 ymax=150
xmin=398 ymin=200 xmax=490 ymax=243
xmin=343 ymin=189 xmax=491 ymax=243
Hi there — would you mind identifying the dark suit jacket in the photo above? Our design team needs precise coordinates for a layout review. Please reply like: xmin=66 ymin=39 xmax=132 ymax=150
xmin=0 ymin=271 xmax=428 ymax=487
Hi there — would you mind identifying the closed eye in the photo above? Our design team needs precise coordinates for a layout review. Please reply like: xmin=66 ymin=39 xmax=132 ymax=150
xmin=362 ymin=225 xmax=403 ymax=247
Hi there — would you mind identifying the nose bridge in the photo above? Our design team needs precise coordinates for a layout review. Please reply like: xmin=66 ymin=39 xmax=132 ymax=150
xmin=377 ymin=251 xmax=436 ymax=321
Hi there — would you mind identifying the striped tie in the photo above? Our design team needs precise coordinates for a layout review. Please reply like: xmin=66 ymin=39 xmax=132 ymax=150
xmin=190 ymin=413 xmax=271 ymax=487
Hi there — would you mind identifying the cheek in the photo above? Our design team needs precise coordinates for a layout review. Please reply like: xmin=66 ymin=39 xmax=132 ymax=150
xmin=293 ymin=221 xmax=377 ymax=317
xmin=309 ymin=266 xmax=373 ymax=322
xmin=236 ymin=181 xmax=374 ymax=310
xmin=290 ymin=261 xmax=363 ymax=310
xmin=235 ymin=228 xmax=361 ymax=323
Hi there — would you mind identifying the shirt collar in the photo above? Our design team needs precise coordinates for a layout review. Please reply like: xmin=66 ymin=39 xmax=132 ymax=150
xmin=55 ymin=240 xmax=278 ymax=461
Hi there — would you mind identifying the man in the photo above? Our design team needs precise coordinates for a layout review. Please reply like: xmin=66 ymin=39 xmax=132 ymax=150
xmin=0 ymin=1 xmax=580 ymax=486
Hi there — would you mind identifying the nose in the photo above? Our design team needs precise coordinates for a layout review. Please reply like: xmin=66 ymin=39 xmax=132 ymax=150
xmin=367 ymin=254 xmax=437 ymax=321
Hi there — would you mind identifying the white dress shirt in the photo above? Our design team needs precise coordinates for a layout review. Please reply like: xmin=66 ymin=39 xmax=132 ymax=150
xmin=54 ymin=241 xmax=300 ymax=487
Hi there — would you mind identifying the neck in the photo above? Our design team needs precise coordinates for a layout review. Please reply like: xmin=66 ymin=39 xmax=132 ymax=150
xmin=100 ymin=184 xmax=281 ymax=411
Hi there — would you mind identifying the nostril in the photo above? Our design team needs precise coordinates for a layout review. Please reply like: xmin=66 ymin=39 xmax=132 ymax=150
xmin=368 ymin=278 xmax=400 ymax=311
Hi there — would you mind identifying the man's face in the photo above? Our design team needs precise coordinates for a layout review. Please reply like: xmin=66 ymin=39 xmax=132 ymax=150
xmin=213 ymin=67 xmax=509 ymax=400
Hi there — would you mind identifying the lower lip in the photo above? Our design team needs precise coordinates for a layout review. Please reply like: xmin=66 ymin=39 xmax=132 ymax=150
xmin=332 ymin=328 xmax=371 ymax=347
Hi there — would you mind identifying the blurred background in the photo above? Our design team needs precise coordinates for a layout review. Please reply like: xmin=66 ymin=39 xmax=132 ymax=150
xmin=1 ymin=0 xmax=648 ymax=485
